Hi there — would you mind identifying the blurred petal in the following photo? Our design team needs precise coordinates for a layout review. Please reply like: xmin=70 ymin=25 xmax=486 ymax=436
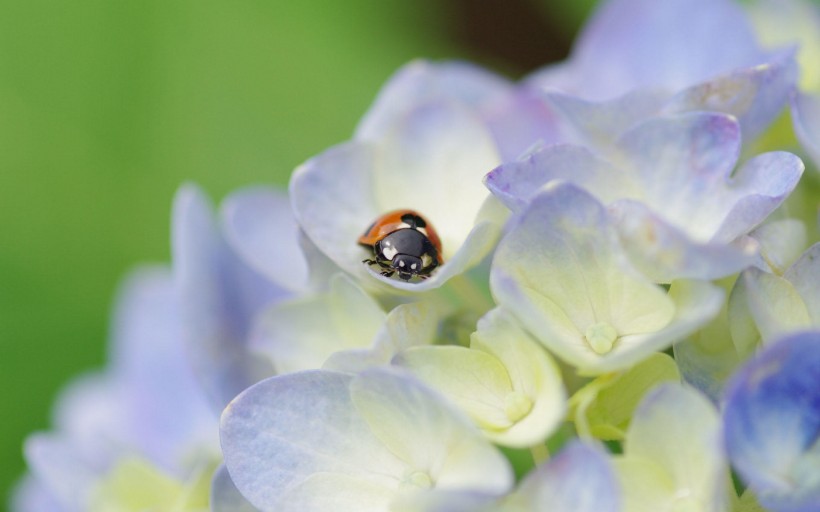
xmin=560 ymin=0 xmax=765 ymax=99
xmin=211 ymin=464 xmax=258 ymax=512
xmin=220 ymin=186 xmax=308 ymax=292
xmin=251 ymin=273 xmax=385 ymax=374
xmin=749 ymin=218 xmax=807 ymax=274
xmin=172 ymin=184 xmax=277 ymax=411
xmin=355 ymin=59 xmax=512 ymax=142
xmin=571 ymin=353 xmax=680 ymax=440
xmin=511 ymin=441 xmax=620 ymax=512
xmin=742 ymin=268 xmax=812 ymax=342
xmin=620 ymin=384 xmax=727 ymax=512
xmin=675 ymin=300 xmax=745 ymax=403
xmin=24 ymin=434 xmax=100 ymax=512
xmin=10 ymin=475 xmax=63 ymax=512
xmin=784 ymin=243 xmax=820 ymax=321
xmin=322 ymin=300 xmax=442 ymax=373
xmin=792 ymin=92 xmax=820 ymax=170
xmin=723 ymin=332 xmax=820 ymax=511
xmin=107 ymin=267 xmax=216 ymax=470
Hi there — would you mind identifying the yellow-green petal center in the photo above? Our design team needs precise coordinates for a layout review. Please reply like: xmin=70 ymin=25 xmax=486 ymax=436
xmin=585 ymin=322 xmax=618 ymax=355
xmin=504 ymin=391 xmax=533 ymax=423
xmin=400 ymin=470 xmax=433 ymax=490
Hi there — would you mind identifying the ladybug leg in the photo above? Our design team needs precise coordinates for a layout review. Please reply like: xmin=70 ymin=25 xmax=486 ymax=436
xmin=362 ymin=258 xmax=378 ymax=265
xmin=380 ymin=270 xmax=395 ymax=278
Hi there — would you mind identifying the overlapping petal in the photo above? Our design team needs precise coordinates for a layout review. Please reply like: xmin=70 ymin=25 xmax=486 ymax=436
xmin=732 ymin=243 xmax=820 ymax=347
xmin=529 ymin=0 xmax=767 ymax=99
xmin=172 ymin=184 xmax=287 ymax=410
xmin=491 ymin=182 xmax=723 ymax=374
xmin=220 ymin=369 xmax=513 ymax=512
xmin=291 ymin=99 xmax=505 ymax=293
xmin=251 ymin=273 xmax=386 ymax=374
xmin=616 ymin=384 xmax=727 ymax=512
xmin=394 ymin=308 xmax=566 ymax=447
xmin=723 ymin=331 xmax=820 ymax=512
xmin=486 ymin=112 xmax=804 ymax=281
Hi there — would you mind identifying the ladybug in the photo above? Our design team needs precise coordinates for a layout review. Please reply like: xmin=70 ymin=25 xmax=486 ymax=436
xmin=359 ymin=209 xmax=443 ymax=281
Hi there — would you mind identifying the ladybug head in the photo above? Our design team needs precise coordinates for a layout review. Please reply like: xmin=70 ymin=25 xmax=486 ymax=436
xmin=392 ymin=254 xmax=424 ymax=280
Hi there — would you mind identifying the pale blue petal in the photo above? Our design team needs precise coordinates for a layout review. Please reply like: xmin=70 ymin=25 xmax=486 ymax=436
xmin=610 ymin=200 xmax=760 ymax=282
xmin=711 ymin=151 xmax=804 ymax=244
xmin=556 ymin=0 xmax=765 ymax=99
xmin=351 ymin=368 xmax=513 ymax=494
xmin=220 ymin=186 xmax=308 ymax=293
xmin=484 ymin=144 xmax=634 ymax=213
xmin=514 ymin=441 xmax=620 ymax=512
xmin=616 ymin=113 xmax=741 ymax=241
xmin=542 ymin=88 xmax=669 ymax=151
xmin=210 ymin=464 xmax=258 ymax=512
xmin=23 ymin=434 xmax=101 ymax=512
xmin=220 ymin=371 xmax=404 ymax=512
xmin=484 ymin=86 xmax=567 ymax=162
xmin=107 ymin=267 xmax=216 ymax=470
xmin=10 ymin=474 xmax=64 ymax=512
xmin=172 ymin=184 xmax=278 ymax=411
xmin=723 ymin=331 xmax=820 ymax=512
xmin=792 ymin=91 xmax=820 ymax=170
xmin=663 ymin=53 xmax=798 ymax=140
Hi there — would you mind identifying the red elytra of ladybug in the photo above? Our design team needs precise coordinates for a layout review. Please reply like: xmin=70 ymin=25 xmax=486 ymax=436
xmin=359 ymin=209 xmax=443 ymax=281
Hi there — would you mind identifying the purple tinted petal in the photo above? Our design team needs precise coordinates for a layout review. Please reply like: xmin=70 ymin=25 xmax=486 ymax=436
xmin=610 ymin=200 xmax=759 ymax=282
xmin=792 ymin=91 xmax=820 ymax=170
xmin=723 ymin=332 xmax=820 ymax=511
xmin=663 ymin=53 xmax=798 ymax=140
xmin=484 ymin=144 xmax=633 ymax=213
xmin=484 ymin=86 xmax=566 ymax=162
xmin=543 ymin=88 xmax=669 ymax=150
xmin=712 ymin=152 xmax=804 ymax=243
xmin=220 ymin=186 xmax=308 ymax=293
xmin=560 ymin=0 xmax=766 ymax=99
xmin=616 ymin=113 xmax=741 ymax=238
xmin=220 ymin=371 xmax=403 ymax=511
xmin=106 ymin=267 xmax=216 ymax=469
xmin=171 ymin=184 xmax=278 ymax=412
xmin=10 ymin=475 xmax=64 ymax=512
xmin=516 ymin=441 xmax=620 ymax=512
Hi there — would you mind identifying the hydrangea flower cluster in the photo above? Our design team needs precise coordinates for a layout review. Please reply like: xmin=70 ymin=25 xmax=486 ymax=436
xmin=14 ymin=0 xmax=820 ymax=511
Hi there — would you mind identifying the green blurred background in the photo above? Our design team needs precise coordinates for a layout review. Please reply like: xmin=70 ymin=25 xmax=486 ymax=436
xmin=0 ymin=0 xmax=595 ymax=504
